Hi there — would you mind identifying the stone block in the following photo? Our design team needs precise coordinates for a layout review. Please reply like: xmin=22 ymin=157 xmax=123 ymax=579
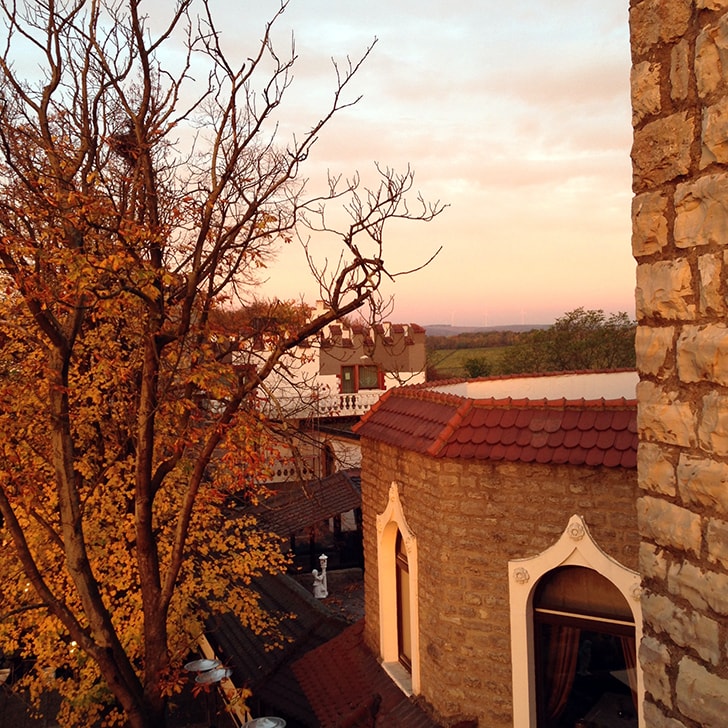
xmin=675 ymin=174 xmax=728 ymax=248
xmin=671 ymin=39 xmax=691 ymax=103
xmin=635 ymin=260 xmax=695 ymax=321
xmin=706 ymin=518 xmax=728 ymax=569
xmin=640 ymin=541 xmax=669 ymax=581
xmin=642 ymin=592 xmax=721 ymax=665
xmin=702 ymin=96 xmax=728 ymax=166
xmin=669 ymin=559 xmax=728 ymax=615
xmin=636 ymin=326 xmax=674 ymax=378
xmin=630 ymin=0 xmax=693 ymax=57
xmin=632 ymin=60 xmax=662 ymax=125
xmin=699 ymin=390 xmax=728 ymax=454
xmin=676 ymin=324 xmax=728 ymax=385
xmin=640 ymin=635 xmax=673 ymax=707
xmin=676 ymin=657 xmax=728 ymax=726
xmin=677 ymin=452 xmax=728 ymax=515
xmin=632 ymin=191 xmax=669 ymax=257
xmin=638 ymin=495 xmax=702 ymax=555
xmin=633 ymin=112 xmax=694 ymax=190
xmin=638 ymin=441 xmax=677 ymax=495
xmin=637 ymin=381 xmax=697 ymax=448
xmin=699 ymin=254 xmax=724 ymax=315
xmin=643 ymin=702 xmax=688 ymax=728
xmin=696 ymin=16 xmax=728 ymax=99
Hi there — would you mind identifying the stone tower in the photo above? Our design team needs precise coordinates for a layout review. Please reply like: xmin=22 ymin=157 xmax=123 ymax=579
xmin=631 ymin=1 xmax=728 ymax=725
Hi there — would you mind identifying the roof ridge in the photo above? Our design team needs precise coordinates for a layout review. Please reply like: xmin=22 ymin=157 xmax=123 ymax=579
xmin=352 ymin=388 xmax=393 ymax=432
xmin=423 ymin=367 xmax=637 ymax=388
xmin=426 ymin=398 xmax=474 ymax=457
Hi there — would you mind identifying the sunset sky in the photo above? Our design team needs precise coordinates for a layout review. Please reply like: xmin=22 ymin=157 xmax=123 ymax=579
xmin=229 ymin=1 xmax=634 ymax=327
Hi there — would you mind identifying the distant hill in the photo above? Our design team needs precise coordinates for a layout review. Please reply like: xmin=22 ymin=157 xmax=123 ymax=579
xmin=423 ymin=323 xmax=549 ymax=337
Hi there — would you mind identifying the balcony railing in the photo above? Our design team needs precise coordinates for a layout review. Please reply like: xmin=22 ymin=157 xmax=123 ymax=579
xmin=258 ymin=388 xmax=384 ymax=420
xmin=316 ymin=390 xmax=383 ymax=417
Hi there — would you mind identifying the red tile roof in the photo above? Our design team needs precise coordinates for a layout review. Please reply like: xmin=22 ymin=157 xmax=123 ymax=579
xmin=244 ymin=469 xmax=361 ymax=535
xmin=292 ymin=620 xmax=439 ymax=727
xmin=354 ymin=388 xmax=637 ymax=469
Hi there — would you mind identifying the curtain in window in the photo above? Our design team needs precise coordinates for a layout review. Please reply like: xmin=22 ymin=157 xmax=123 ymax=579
xmin=545 ymin=625 xmax=581 ymax=721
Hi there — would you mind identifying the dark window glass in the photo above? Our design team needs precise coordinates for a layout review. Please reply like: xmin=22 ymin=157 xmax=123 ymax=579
xmin=341 ymin=366 xmax=355 ymax=393
xmin=534 ymin=566 xmax=637 ymax=728
xmin=395 ymin=531 xmax=412 ymax=670
xmin=359 ymin=365 xmax=379 ymax=390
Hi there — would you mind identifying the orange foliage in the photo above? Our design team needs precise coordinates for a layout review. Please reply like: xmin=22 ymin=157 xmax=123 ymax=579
xmin=0 ymin=3 xmax=442 ymax=726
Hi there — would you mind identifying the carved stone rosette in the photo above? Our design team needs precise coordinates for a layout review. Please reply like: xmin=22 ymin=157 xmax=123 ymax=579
xmin=567 ymin=521 xmax=585 ymax=541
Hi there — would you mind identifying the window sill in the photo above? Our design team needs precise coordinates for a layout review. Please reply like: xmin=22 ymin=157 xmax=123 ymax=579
xmin=382 ymin=661 xmax=413 ymax=696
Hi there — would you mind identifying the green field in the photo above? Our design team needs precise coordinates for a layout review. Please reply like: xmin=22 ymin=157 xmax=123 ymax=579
xmin=426 ymin=346 xmax=510 ymax=379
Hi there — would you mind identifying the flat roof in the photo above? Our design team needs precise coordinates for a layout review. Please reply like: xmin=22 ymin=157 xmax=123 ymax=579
xmin=429 ymin=370 xmax=638 ymax=402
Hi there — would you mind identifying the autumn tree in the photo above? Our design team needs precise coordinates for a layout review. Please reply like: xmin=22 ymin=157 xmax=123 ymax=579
xmin=0 ymin=2 xmax=443 ymax=726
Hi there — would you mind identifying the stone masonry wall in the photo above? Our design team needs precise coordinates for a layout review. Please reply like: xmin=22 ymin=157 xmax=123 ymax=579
xmin=631 ymin=1 xmax=728 ymax=726
xmin=360 ymin=439 xmax=638 ymax=728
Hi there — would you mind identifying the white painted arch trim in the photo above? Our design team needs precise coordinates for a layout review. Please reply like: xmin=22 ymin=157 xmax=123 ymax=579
xmin=508 ymin=514 xmax=644 ymax=728
xmin=376 ymin=481 xmax=420 ymax=695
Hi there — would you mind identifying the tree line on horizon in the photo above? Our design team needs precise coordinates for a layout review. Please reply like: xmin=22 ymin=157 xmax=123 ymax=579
xmin=426 ymin=308 xmax=637 ymax=380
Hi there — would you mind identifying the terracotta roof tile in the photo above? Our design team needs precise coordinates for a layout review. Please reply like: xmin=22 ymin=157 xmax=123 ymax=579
xmin=536 ymin=447 xmax=554 ymax=464
xmin=459 ymin=441 xmax=479 ymax=459
xmin=621 ymin=449 xmax=637 ymax=469
xmin=596 ymin=429 xmax=616 ymax=449
xmin=470 ymin=426 xmax=489 ymax=445
xmin=490 ymin=442 xmax=509 ymax=460
xmin=355 ymin=383 xmax=638 ymax=470
xmin=474 ymin=442 xmax=492 ymax=459
xmin=486 ymin=427 xmax=503 ymax=445
xmin=243 ymin=470 xmax=361 ymax=536
xmin=552 ymin=446 xmax=571 ymax=464
xmin=580 ymin=429 xmax=599 ymax=450
xmin=615 ymin=429 xmax=636 ymax=450
xmin=292 ymin=621 xmax=439 ymax=728
xmin=561 ymin=409 xmax=581 ymax=430
xmin=577 ymin=410 xmax=597 ymax=430
xmin=603 ymin=449 xmax=623 ymax=468
xmin=500 ymin=409 xmax=519 ymax=428
xmin=515 ymin=409 xmax=533 ymax=428
xmin=500 ymin=427 xmax=518 ymax=446
xmin=485 ymin=408 xmax=503 ymax=427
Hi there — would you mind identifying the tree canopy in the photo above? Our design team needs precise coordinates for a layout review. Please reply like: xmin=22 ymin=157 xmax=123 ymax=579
xmin=0 ymin=2 xmax=443 ymax=725
xmin=497 ymin=308 xmax=636 ymax=375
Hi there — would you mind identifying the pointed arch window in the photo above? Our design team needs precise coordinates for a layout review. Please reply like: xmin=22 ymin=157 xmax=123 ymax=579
xmin=376 ymin=482 xmax=420 ymax=695
xmin=509 ymin=515 xmax=643 ymax=728
xmin=534 ymin=566 xmax=637 ymax=726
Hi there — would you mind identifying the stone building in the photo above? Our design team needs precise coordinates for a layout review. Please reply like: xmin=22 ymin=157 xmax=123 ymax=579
xmin=355 ymin=371 xmax=642 ymax=727
xmin=631 ymin=2 xmax=728 ymax=726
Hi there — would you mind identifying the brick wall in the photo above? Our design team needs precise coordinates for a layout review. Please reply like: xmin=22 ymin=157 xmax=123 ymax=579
xmin=360 ymin=439 xmax=638 ymax=727
xmin=631 ymin=1 xmax=728 ymax=725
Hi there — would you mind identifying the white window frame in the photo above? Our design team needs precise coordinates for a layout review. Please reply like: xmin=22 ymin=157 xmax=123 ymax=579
xmin=376 ymin=481 xmax=420 ymax=695
xmin=508 ymin=514 xmax=644 ymax=728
